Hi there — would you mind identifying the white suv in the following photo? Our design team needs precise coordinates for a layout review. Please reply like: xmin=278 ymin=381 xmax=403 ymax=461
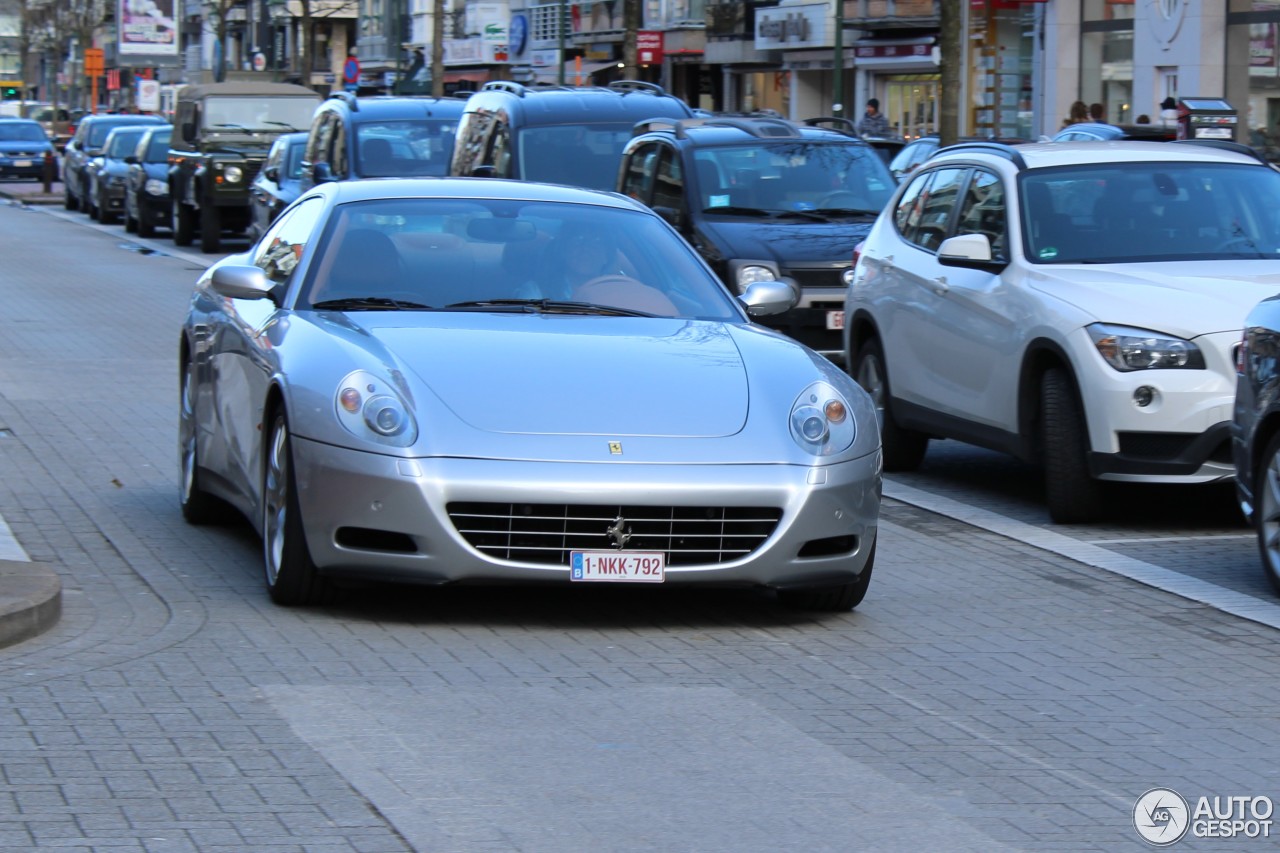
xmin=844 ymin=139 xmax=1280 ymax=523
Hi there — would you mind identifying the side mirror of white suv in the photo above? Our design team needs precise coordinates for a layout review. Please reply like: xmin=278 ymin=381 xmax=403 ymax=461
xmin=937 ymin=233 xmax=1008 ymax=273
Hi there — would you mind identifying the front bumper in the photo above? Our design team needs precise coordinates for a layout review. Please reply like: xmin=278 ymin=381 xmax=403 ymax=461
xmin=100 ymin=183 xmax=127 ymax=211
xmin=136 ymin=192 xmax=171 ymax=226
xmin=0 ymin=157 xmax=48 ymax=179
xmin=290 ymin=438 xmax=881 ymax=590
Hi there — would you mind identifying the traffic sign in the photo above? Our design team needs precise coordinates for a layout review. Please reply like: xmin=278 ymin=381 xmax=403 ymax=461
xmin=343 ymin=56 xmax=360 ymax=85
xmin=84 ymin=48 xmax=104 ymax=76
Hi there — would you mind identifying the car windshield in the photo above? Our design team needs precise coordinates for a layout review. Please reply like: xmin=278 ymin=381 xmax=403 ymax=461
xmin=355 ymin=119 xmax=457 ymax=177
xmin=0 ymin=122 xmax=46 ymax=142
xmin=1021 ymin=161 xmax=1280 ymax=263
xmin=144 ymin=131 xmax=172 ymax=162
xmin=87 ymin=120 xmax=160 ymax=147
xmin=106 ymin=130 xmax=146 ymax=158
xmin=517 ymin=124 xmax=636 ymax=190
xmin=294 ymin=197 xmax=741 ymax=320
xmin=200 ymin=97 xmax=319 ymax=132
xmin=691 ymin=142 xmax=896 ymax=215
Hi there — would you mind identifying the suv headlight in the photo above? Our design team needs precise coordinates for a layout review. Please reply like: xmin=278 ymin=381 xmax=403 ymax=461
xmin=732 ymin=261 xmax=780 ymax=294
xmin=222 ymin=164 xmax=244 ymax=183
xmin=789 ymin=381 xmax=856 ymax=456
xmin=335 ymin=370 xmax=418 ymax=447
xmin=1087 ymin=323 xmax=1205 ymax=371
xmin=145 ymin=178 xmax=168 ymax=196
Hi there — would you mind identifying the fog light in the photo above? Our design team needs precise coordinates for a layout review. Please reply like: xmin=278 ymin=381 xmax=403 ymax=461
xmin=1134 ymin=386 xmax=1156 ymax=407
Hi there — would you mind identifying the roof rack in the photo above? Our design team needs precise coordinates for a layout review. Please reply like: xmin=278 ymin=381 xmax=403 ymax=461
xmin=450 ymin=90 xmax=476 ymax=99
xmin=481 ymin=80 xmax=528 ymax=97
xmin=1172 ymin=138 xmax=1269 ymax=165
xmin=327 ymin=90 xmax=358 ymax=111
xmin=935 ymin=140 xmax=1028 ymax=170
xmin=608 ymin=80 xmax=667 ymax=96
xmin=700 ymin=116 xmax=802 ymax=138
xmin=632 ymin=116 xmax=688 ymax=137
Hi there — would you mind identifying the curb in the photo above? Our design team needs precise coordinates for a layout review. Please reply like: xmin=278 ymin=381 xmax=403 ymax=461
xmin=0 ymin=559 xmax=62 ymax=650
xmin=0 ymin=186 xmax=65 ymax=206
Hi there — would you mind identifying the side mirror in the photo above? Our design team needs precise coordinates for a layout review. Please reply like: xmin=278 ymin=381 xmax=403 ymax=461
xmin=470 ymin=164 xmax=497 ymax=178
xmin=937 ymin=233 xmax=1008 ymax=273
xmin=209 ymin=264 xmax=274 ymax=300
xmin=738 ymin=279 xmax=797 ymax=317
xmin=652 ymin=206 xmax=684 ymax=230
xmin=312 ymin=161 xmax=334 ymax=184
xmin=263 ymin=165 xmax=280 ymax=182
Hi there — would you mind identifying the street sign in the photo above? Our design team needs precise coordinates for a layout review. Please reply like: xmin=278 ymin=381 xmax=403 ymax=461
xmin=84 ymin=48 xmax=105 ymax=76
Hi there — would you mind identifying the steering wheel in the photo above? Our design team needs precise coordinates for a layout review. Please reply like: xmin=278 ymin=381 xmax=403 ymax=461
xmin=815 ymin=190 xmax=867 ymax=209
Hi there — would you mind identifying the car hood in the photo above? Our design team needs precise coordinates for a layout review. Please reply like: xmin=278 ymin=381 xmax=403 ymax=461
xmin=101 ymin=160 xmax=129 ymax=177
xmin=696 ymin=216 xmax=875 ymax=264
xmin=371 ymin=316 xmax=749 ymax=437
xmin=1030 ymin=261 xmax=1280 ymax=338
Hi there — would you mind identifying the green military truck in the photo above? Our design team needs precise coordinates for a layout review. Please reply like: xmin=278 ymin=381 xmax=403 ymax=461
xmin=168 ymin=82 xmax=321 ymax=253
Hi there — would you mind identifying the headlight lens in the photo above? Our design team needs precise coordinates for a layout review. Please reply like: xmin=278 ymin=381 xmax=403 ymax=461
xmin=334 ymin=370 xmax=418 ymax=447
xmin=1087 ymin=324 xmax=1205 ymax=371
xmin=222 ymin=165 xmax=243 ymax=183
xmin=144 ymin=178 xmax=168 ymax=196
xmin=789 ymin=382 xmax=856 ymax=455
xmin=735 ymin=263 xmax=779 ymax=293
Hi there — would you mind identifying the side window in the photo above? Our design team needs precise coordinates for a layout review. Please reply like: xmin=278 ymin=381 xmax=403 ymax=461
xmin=252 ymin=198 xmax=325 ymax=283
xmin=954 ymin=170 xmax=1007 ymax=260
xmin=489 ymin=118 xmax=512 ymax=177
xmin=456 ymin=109 xmax=493 ymax=175
xmin=904 ymin=168 xmax=968 ymax=252
xmin=312 ymin=113 xmax=336 ymax=166
xmin=620 ymin=142 xmax=658 ymax=204
xmin=652 ymin=147 xmax=683 ymax=211
xmin=304 ymin=111 xmax=328 ymax=164
xmin=892 ymin=171 xmax=930 ymax=234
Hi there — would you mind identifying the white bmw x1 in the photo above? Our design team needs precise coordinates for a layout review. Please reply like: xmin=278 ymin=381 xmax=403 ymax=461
xmin=844 ymin=139 xmax=1280 ymax=523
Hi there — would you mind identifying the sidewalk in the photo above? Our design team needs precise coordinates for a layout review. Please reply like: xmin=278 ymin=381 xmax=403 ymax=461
xmin=0 ymin=178 xmax=65 ymax=206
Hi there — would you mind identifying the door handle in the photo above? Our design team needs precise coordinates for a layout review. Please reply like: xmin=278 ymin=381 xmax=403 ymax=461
xmin=931 ymin=276 xmax=949 ymax=295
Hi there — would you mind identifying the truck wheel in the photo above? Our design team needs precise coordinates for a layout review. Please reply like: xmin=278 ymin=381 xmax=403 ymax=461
xmin=200 ymin=205 xmax=221 ymax=254
xmin=173 ymin=201 xmax=195 ymax=246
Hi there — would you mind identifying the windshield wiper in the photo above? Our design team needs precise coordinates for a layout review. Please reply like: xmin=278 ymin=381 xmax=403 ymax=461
xmin=443 ymin=298 xmax=652 ymax=317
xmin=262 ymin=121 xmax=301 ymax=130
xmin=810 ymin=207 xmax=880 ymax=218
xmin=210 ymin=123 xmax=251 ymax=131
xmin=773 ymin=209 xmax=832 ymax=222
xmin=702 ymin=205 xmax=771 ymax=217
xmin=311 ymin=296 xmax=431 ymax=310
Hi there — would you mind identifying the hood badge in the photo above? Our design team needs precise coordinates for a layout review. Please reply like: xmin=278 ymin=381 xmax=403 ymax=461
xmin=606 ymin=516 xmax=633 ymax=550
xmin=609 ymin=441 xmax=623 ymax=455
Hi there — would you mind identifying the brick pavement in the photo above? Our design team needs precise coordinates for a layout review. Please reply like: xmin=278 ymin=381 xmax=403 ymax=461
xmin=2 ymin=203 xmax=1280 ymax=851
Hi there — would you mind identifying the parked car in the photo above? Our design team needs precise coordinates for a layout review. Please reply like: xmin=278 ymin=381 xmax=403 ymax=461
xmin=123 ymin=125 xmax=173 ymax=237
xmin=85 ymin=125 xmax=151 ymax=223
xmin=179 ymin=177 xmax=880 ymax=610
xmin=0 ymin=118 xmax=56 ymax=181
xmin=1051 ymin=122 xmax=1178 ymax=143
xmin=249 ymin=131 xmax=307 ymax=241
xmin=168 ymin=81 xmax=322 ymax=253
xmin=1232 ymin=294 xmax=1280 ymax=595
xmin=28 ymin=104 xmax=72 ymax=149
xmin=450 ymin=80 xmax=695 ymax=190
xmin=845 ymin=139 xmax=1280 ymax=523
xmin=63 ymin=114 xmax=168 ymax=212
xmin=297 ymin=93 xmax=464 ymax=196
xmin=618 ymin=114 xmax=896 ymax=363
xmin=885 ymin=134 xmax=1030 ymax=182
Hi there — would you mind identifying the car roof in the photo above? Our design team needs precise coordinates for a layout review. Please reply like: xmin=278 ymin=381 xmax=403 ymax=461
xmin=633 ymin=115 xmax=871 ymax=147
xmin=464 ymin=81 xmax=693 ymax=123
xmin=314 ymin=175 xmax=647 ymax=210
xmin=81 ymin=114 xmax=167 ymax=125
xmin=930 ymin=139 xmax=1266 ymax=170
xmin=320 ymin=94 xmax=466 ymax=122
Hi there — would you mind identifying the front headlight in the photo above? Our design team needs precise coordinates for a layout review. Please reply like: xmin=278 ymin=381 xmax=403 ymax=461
xmin=1087 ymin=323 xmax=1205 ymax=371
xmin=145 ymin=178 xmax=168 ymax=196
xmin=334 ymin=370 xmax=418 ymax=447
xmin=789 ymin=381 xmax=856 ymax=456
xmin=222 ymin=164 xmax=243 ymax=183
xmin=733 ymin=262 xmax=780 ymax=294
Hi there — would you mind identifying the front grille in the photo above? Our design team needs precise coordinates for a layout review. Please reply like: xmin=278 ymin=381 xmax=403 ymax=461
xmin=447 ymin=502 xmax=783 ymax=567
xmin=787 ymin=267 xmax=848 ymax=290
xmin=242 ymin=159 xmax=264 ymax=185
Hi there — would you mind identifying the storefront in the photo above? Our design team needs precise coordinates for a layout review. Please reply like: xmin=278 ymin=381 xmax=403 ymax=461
xmin=1227 ymin=0 xmax=1280 ymax=159
xmin=969 ymin=1 xmax=1038 ymax=138
xmin=853 ymin=38 xmax=938 ymax=138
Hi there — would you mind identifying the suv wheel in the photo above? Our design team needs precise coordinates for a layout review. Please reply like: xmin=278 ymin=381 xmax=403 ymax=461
xmin=200 ymin=205 xmax=221 ymax=254
xmin=853 ymin=338 xmax=928 ymax=471
xmin=173 ymin=201 xmax=195 ymax=246
xmin=63 ymin=186 xmax=77 ymax=211
xmin=1254 ymin=432 xmax=1280 ymax=596
xmin=1039 ymin=367 xmax=1103 ymax=523
xmin=98 ymin=188 xmax=116 ymax=225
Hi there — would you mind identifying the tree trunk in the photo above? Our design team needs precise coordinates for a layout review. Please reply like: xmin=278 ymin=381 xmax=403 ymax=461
xmin=938 ymin=0 xmax=963 ymax=147
xmin=622 ymin=0 xmax=638 ymax=78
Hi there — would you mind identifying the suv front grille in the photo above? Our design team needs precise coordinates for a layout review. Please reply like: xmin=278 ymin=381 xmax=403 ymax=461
xmin=447 ymin=502 xmax=783 ymax=566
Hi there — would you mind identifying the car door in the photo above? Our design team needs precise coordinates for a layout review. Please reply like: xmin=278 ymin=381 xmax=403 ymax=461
xmin=208 ymin=197 xmax=325 ymax=505
xmin=251 ymin=138 xmax=284 ymax=238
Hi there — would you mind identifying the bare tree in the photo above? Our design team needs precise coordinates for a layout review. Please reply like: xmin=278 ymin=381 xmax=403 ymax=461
xmin=938 ymin=0 xmax=961 ymax=146
xmin=430 ymin=0 xmax=443 ymax=97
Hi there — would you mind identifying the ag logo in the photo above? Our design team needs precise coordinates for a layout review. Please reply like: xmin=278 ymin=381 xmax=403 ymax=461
xmin=1134 ymin=788 xmax=1190 ymax=846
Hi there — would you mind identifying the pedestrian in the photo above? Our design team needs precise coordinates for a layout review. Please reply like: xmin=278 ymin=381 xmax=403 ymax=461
xmin=1160 ymin=97 xmax=1179 ymax=127
xmin=1089 ymin=102 xmax=1104 ymax=122
xmin=1063 ymin=100 xmax=1089 ymax=128
xmin=1136 ymin=114 xmax=1151 ymax=124
xmin=855 ymin=98 xmax=891 ymax=138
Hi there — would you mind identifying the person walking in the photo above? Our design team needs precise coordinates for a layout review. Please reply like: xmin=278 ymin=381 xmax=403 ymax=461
xmin=1160 ymin=97 xmax=1179 ymax=127
xmin=855 ymin=98 xmax=891 ymax=138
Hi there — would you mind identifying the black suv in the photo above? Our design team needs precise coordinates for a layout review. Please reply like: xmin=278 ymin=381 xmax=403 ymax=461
xmin=63 ymin=114 xmax=167 ymax=212
xmin=168 ymin=81 xmax=321 ymax=253
xmin=618 ymin=116 xmax=896 ymax=361
xmin=451 ymin=80 xmax=694 ymax=190
xmin=298 ymin=92 xmax=465 ymax=195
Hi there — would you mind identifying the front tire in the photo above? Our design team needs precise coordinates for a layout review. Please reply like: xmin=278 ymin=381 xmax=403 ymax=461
xmin=136 ymin=206 xmax=156 ymax=238
xmin=64 ymin=186 xmax=78 ymax=211
xmin=200 ymin=204 xmax=221 ymax=253
xmin=853 ymin=337 xmax=928 ymax=471
xmin=172 ymin=200 xmax=195 ymax=245
xmin=178 ymin=359 xmax=223 ymax=524
xmin=1040 ymin=367 xmax=1104 ymax=524
xmin=1253 ymin=432 xmax=1280 ymax=596
xmin=262 ymin=412 xmax=331 ymax=606
xmin=98 ymin=188 xmax=117 ymax=225
xmin=124 ymin=197 xmax=138 ymax=233
xmin=777 ymin=541 xmax=876 ymax=612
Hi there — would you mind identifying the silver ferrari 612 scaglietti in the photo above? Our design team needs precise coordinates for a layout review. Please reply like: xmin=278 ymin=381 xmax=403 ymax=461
xmin=179 ymin=178 xmax=881 ymax=610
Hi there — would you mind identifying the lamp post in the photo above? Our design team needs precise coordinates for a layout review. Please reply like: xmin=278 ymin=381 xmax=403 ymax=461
xmin=557 ymin=0 xmax=567 ymax=85
xmin=832 ymin=0 xmax=843 ymax=117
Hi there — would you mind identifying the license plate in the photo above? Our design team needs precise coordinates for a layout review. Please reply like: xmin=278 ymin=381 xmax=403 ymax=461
xmin=13 ymin=160 xmax=31 ymax=168
xmin=570 ymin=551 xmax=665 ymax=582
xmin=826 ymin=310 xmax=845 ymax=330
xmin=1195 ymin=128 xmax=1231 ymax=139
